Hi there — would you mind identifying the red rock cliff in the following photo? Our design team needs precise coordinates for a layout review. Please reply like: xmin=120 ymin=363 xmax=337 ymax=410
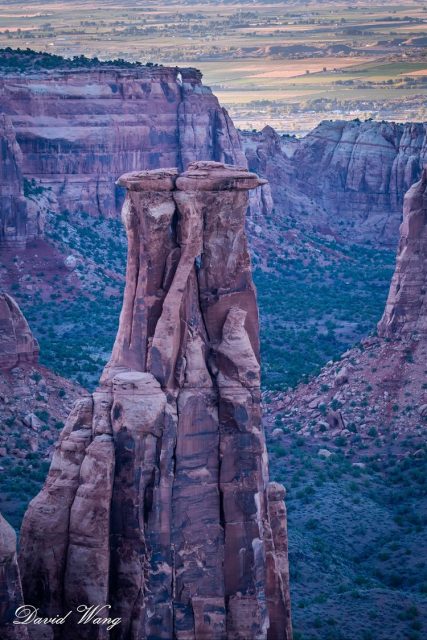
xmin=242 ymin=120 xmax=427 ymax=246
xmin=0 ymin=66 xmax=245 ymax=246
xmin=18 ymin=162 xmax=292 ymax=640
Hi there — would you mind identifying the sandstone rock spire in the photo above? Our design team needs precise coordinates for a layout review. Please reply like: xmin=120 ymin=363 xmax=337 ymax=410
xmin=0 ymin=293 xmax=39 ymax=369
xmin=19 ymin=162 xmax=292 ymax=640
xmin=378 ymin=167 xmax=427 ymax=337
xmin=0 ymin=115 xmax=28 ymax=248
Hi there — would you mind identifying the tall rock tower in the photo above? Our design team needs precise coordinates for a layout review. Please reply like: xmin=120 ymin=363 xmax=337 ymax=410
xmin=378 ymin=167 xmax=427 ymax=337
xmin=18 ymin=162 xmax=292 ymax=640
xmin=0 ymin=115 xmax=29 ymax=249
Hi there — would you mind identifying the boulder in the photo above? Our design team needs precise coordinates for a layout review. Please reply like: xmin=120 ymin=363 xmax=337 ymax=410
xmin=318 ymin=449 xmax=333 ymax=459
xmin=22 ymin=413 xmax=43 ymax=431
xmin=327 ymin=410 xmax=346 ymax=431
xmin=63 ymin=255 xmax=77 ymax=271
xmin=335 ymin=367 xmax=349 ymax=386
xmin=272 ymin=428 xmax=284 ymax=439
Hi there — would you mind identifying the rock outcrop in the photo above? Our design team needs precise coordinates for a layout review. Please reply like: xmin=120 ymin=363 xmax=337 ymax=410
xmin=0 ymin=513 xmax=28 ymax=639
xmin=0 ymin=115 xmax=29 ymax=248
xmin=0 ymin=63 xmax=245 ymax=247
xmin=0 ymin=293 xmax=82 ymax=525
xmin=242 ymin=120 xmax=427 ymax=246
xmin=378 ymin=167 xmax=427 ymax=336
xmin=0 ymin=293 xmax=39 ymax=369
xmin=19 ymin=162 xmax=292 ymax=639
xmin=265 ymin=168 xmax=427 ymax=451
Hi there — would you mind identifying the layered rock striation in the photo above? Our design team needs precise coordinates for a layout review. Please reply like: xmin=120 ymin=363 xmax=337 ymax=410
xmin=19 ymin=162 xmax=292 ymax=640
xmin=0 ymin=292 xmax=39 ymax=369
xmin=0 ymin=64 xmax=245 ymax=247
xmin=242 ymin=120 xmax=427 ymax=246
xmin=3 ymin=51 xmax=426 ymax=252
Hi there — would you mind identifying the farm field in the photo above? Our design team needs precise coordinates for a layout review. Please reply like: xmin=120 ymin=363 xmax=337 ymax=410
xmin=0 ymin=0 xmax=426 ymax=132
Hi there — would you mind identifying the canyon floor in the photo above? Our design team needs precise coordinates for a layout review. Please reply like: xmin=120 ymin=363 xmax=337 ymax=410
xmin=268 ymin=427 xmax=427 ymax=640
xmin=3 ymin=198 xmax=424 ymax=640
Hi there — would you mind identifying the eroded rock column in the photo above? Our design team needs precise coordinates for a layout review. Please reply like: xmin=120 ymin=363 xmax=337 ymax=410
xmin=18 ymin=162 xmax=292 ymax=640
xmin=378 ymin=167 xmax=427 ymax=337
xmin=0 ymin=115 xmax=28 ymax=249
xmin=0 ymin=293 xmax=39 ymax=369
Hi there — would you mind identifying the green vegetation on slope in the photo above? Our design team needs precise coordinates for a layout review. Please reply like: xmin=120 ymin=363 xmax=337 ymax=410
xmin=3 ymin=204 xmax=422 ymax=640
xmin=255 ymin=238 xmax=395 ymax=390
xmin=268 ymin=429 xmax=427 ymax=640
xmin=24 ymin=211 xmax=126 ymax=389
xmin=12 ymin=210 xmax=395 ymax=393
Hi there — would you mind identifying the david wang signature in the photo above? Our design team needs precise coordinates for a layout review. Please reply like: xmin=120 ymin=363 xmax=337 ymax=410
xmin=14 ymin=605 xmax=121 ymax=631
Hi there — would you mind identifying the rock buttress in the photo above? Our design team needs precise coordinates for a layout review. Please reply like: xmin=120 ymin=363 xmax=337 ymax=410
xmin=0 ymin=293 xmax=39 ymax=369
xmin=19 ymin=162 xmax=292 ymax=640
xmin=0 ymin=115 xmax=28 ymax=249
xmin=378 ymin=167 xmax=427 ymax=337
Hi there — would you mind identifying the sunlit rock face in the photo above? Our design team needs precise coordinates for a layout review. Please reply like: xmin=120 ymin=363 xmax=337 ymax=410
xmin=18 ymin=162 xmax=292 ymax=640
xmin=0 ymin=66 xmax=245 ymax=247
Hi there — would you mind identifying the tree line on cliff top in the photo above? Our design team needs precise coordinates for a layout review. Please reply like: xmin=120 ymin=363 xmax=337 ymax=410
xmin=0 ymin=47 xmax=162 ymax=72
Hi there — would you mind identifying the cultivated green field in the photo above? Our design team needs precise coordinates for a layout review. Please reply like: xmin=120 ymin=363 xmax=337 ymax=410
xmin=1 ymin=1 xmax=426 ymax=132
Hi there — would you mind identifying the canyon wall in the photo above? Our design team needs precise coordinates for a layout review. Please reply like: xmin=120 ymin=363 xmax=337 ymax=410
xmin=267 ymin=168 xmax=427 ymax=447
xmin=0 ymin=293 xmax=82 ymax=523
xmin=18 ymin=162 xmax=292 ymax=640
xmin=0 ymin=65 xmax=245 ymax=246
xmin=242 ymin=120 xmax=427 ymax=246
xmin=2 ymin=55 xmax=426 ymax=251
